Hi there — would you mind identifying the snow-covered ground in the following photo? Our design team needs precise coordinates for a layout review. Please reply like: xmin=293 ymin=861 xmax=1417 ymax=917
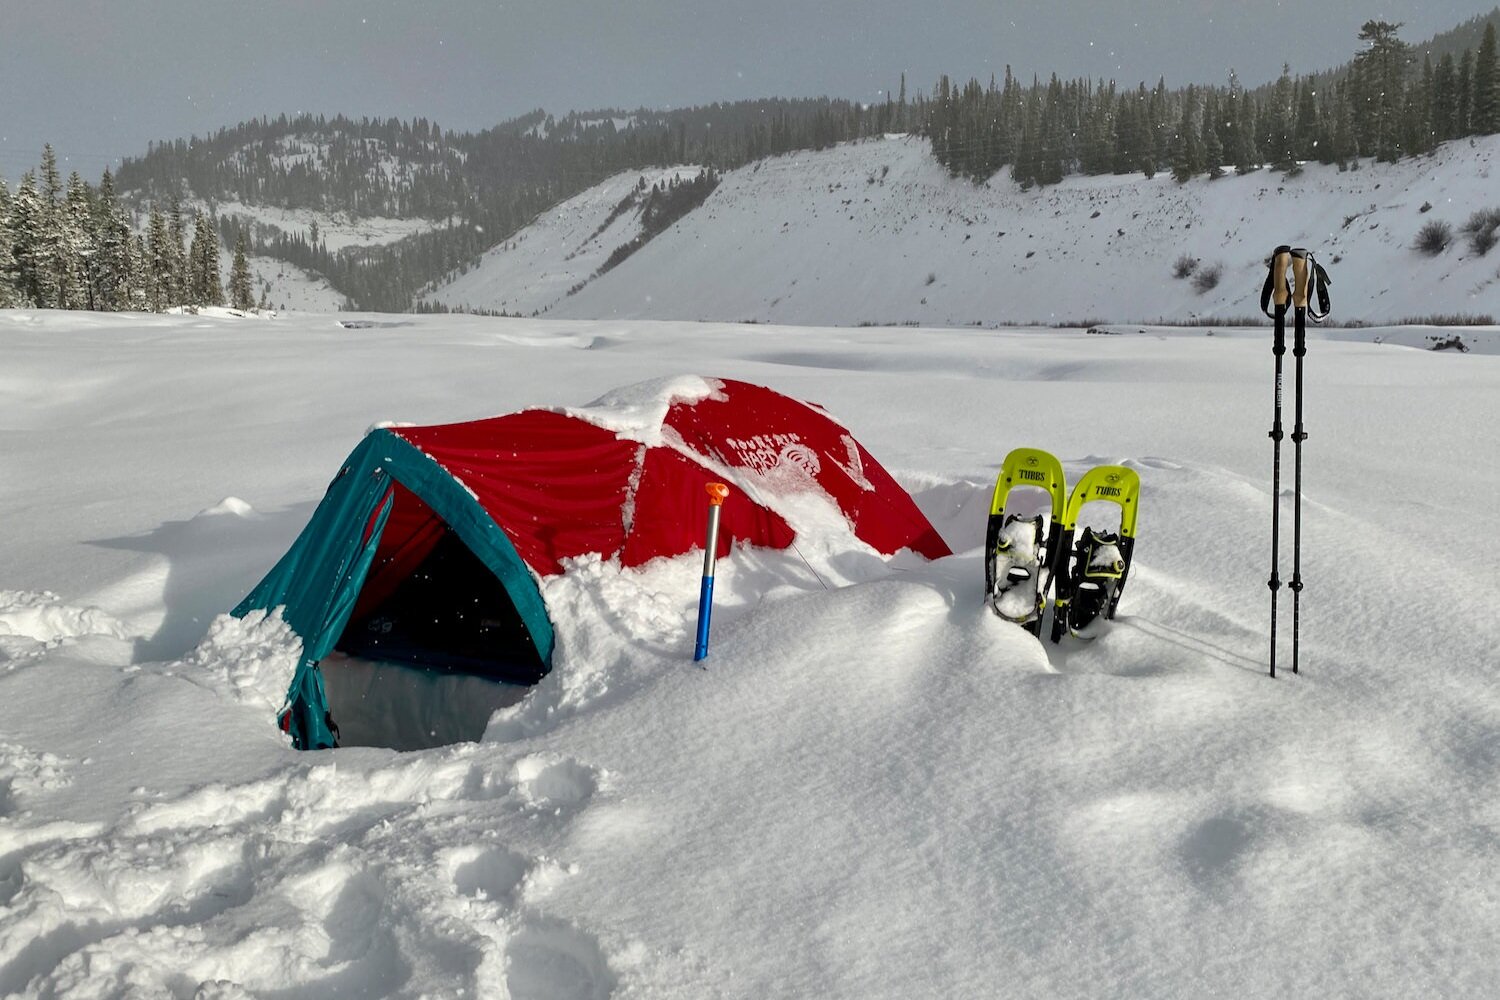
xmin=424 ymin=133 xmax=1500 ymax=326
xmin=1 ymin=308 xmax=1498 ymax=998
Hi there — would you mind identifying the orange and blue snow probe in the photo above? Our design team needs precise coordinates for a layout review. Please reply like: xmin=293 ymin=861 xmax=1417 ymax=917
xmin=694 ymin=482 xmax=731 ymax=662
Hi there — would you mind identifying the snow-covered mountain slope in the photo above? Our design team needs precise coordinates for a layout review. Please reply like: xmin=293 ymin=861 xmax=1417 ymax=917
xmin=238 ymin=252 xmax=344 ymax=312
xmin=122 ymin=205 xmax=352 ymax=312
xmin=1 ymin=308 xmax=1497 ymax=997
xmin=123 ymin=192 xmax=454 ymax=311
xmin=199 ymin=198 xmax=443 ymax=253
xmin=201 ymin=199 xmax=447 ymax=312
xmin=427 ymin=133 xmax=1500 ymax=326
xmin=423 ymin=166 xmax=705 ymax=316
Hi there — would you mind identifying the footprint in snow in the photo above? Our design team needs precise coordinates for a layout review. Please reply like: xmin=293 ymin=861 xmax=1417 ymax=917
xmin=0 ymin=740 xmax=77 ymax=817
xmin=448 ymin=845 xmax=530 ymax=905
xmin=511 ymin=755 xmax=600 ymax=819
xmin=505 ymin=918 xmax=617 ymax=1000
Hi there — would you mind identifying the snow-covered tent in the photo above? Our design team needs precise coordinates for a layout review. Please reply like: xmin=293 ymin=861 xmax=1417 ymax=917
xmin=234 ymin=376 xmax=950 ymax=749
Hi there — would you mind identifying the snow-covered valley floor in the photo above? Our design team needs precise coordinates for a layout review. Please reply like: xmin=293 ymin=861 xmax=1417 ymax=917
xmin=1 ymin=309 xmax=1497 ymax=998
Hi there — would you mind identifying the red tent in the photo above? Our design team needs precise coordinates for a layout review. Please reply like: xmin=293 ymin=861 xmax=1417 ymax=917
xmin=235 ymin=376 xmax=950 ymax=747
xmin=379 ymin=376 xmax=948 ymax=578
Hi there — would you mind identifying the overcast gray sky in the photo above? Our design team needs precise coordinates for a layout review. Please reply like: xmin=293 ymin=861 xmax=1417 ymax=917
xmin=2 ymin=0 xmax=1495 ymax=179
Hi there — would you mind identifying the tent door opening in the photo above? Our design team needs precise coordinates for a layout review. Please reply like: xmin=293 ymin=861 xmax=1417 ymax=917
xmin=319 ymin=652 xmax=529 ymax=751
xmin=327 ymin=523 xmax=547 ymax=750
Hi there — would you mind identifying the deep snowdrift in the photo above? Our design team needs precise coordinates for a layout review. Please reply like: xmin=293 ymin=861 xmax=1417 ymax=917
xmin=424 ymin=133 xmax=1500 ymax=326
xmin=1 ymin=309 xmax=1497 ymax=998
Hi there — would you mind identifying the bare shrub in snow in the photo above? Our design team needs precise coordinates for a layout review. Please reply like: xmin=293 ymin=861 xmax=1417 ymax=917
xmin=1191 ymin=262 xmax=1224 ymax=294
xmin=1172 ymin=255 xmax=1199 ymax=279
xmin=1472 ymin=227 xmax=1499 ymax=257
xmin=1461 ymin=208 xmax=1500 ymax=256
xmin=1413 ymin=220 xmax=1453 ymax=256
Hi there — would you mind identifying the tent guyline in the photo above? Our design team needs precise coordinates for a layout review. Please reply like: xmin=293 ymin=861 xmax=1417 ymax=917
xmin=1259 ymin=245 xmax=1332 ymax=678
xmin=233 ymin=377 xmax=951 ymax=750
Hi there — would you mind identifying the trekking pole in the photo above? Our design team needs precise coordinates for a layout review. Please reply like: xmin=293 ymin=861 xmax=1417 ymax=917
xmin=1260 ymin=246 xmax=1292 ymax=678
xmin=1289 ymin=250 xmax=1310 ymax=675
xmin=1287 ymin=247 xmax=1331 ymax=673
xmin=694 ymin=482 xmax=731 ymax=662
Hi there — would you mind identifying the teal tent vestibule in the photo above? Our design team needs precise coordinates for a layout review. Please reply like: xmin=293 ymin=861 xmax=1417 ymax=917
xmin=233 ymin=428 xmax=552 ymax=750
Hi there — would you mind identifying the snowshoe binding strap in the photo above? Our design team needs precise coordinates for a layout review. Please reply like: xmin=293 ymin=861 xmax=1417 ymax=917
xmin=1076 ymin=528 xmax=1125 ymax=580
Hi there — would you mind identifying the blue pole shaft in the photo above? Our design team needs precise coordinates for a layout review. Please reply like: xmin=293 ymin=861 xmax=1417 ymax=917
xmin=694 ymin=501 xmax=724 ymax=662
xmin=694 ymin=575 xmax=716 ymax=661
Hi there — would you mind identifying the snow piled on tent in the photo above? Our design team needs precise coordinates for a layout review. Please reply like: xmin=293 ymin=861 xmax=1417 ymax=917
xmin=1 ymin=308 xmax=1498 ymax=998
xmin=547 ymin=373 xmax=891 ymax=563
xmin=563 ymin=374 xmax=726 ymax=444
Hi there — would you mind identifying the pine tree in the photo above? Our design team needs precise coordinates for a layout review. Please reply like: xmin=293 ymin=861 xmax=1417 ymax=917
xmin=1331 ymin=84 xmax=1359 ymax=167
xmin=186 ymin=211 xmax=206 ymax=306
xmin=1459 ymin=50 xmax=1475 ymax=137
xmin=12 ymin=172 xmax=53 ymax=307
xmin=63 ymin=172 xmax=97 ymax=309
xmin=37 ymin=150 xmax=77 ymax=308
xmin=1406 ymin=56 xmax=1434 ymax=155
xmin=94 ymin=168 xmax=131 ymax=310
xmin=1476 ymin=22 xmax=1500 ymax=134
xmin=1112 ymin=90 xmax=1140 ymax=174
xmin=1081 ymin=81 xmax=1115 ymax=174
xmin=1037 ymin=76 xmax=1067 ymax=185
xmin=126 ymin=233 xmax=150 ymax=311
xmin=39 ymin=144 xmax=63 ymax=209
xmin=1265 ymin=65 xmax=1297 ymax=171
xmin=146 ymin=205 xmax=172 ymax=311
xmin=229 ymin=229 xmax=254 ymax=310
xmin=1352 ymin=21 xmax=1409 ymax=162
xmin=1172 ymin=86 xmax=1202 ymax=181
xmin=1433 ymin=53 xmax=1458 ymax=141
xmin=1011 ymin=92 xmax=1037 ymax=188
xmin=1233 ymin=91 xmax=1261 ymax=174
xmin=1294 ymin=76 xmax=1319 ymax=161
xmin=1148 ymin=77 xmax=1171 ymax=171
xmin=0 ymin=177 xmax=15 ymax=308
xmin=167 ymin=198 xmax=188 ymax=306
xmin=1201 ymin=91 xmax=1225 ymax=177
xmin=188 ymin=209 xmax=223 ymax=306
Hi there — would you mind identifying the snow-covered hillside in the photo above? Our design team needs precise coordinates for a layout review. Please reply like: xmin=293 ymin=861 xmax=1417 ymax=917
xmin=200 ymin=198 xmax=443 ymax=254
xmin=425 ymin=134 xmax=1500 ymax=326
xmin=1 ymin=308 xmax=1497 ymax=997
xmin=198 ymin=199 xmax=448 ymax=313
xmin=121 ymin=196 xmax=452 ymax=312
xmin=424 ymin=166 xmax=705 ymax=316
xmin=235 ymin=252 xmax=344 ymax=312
